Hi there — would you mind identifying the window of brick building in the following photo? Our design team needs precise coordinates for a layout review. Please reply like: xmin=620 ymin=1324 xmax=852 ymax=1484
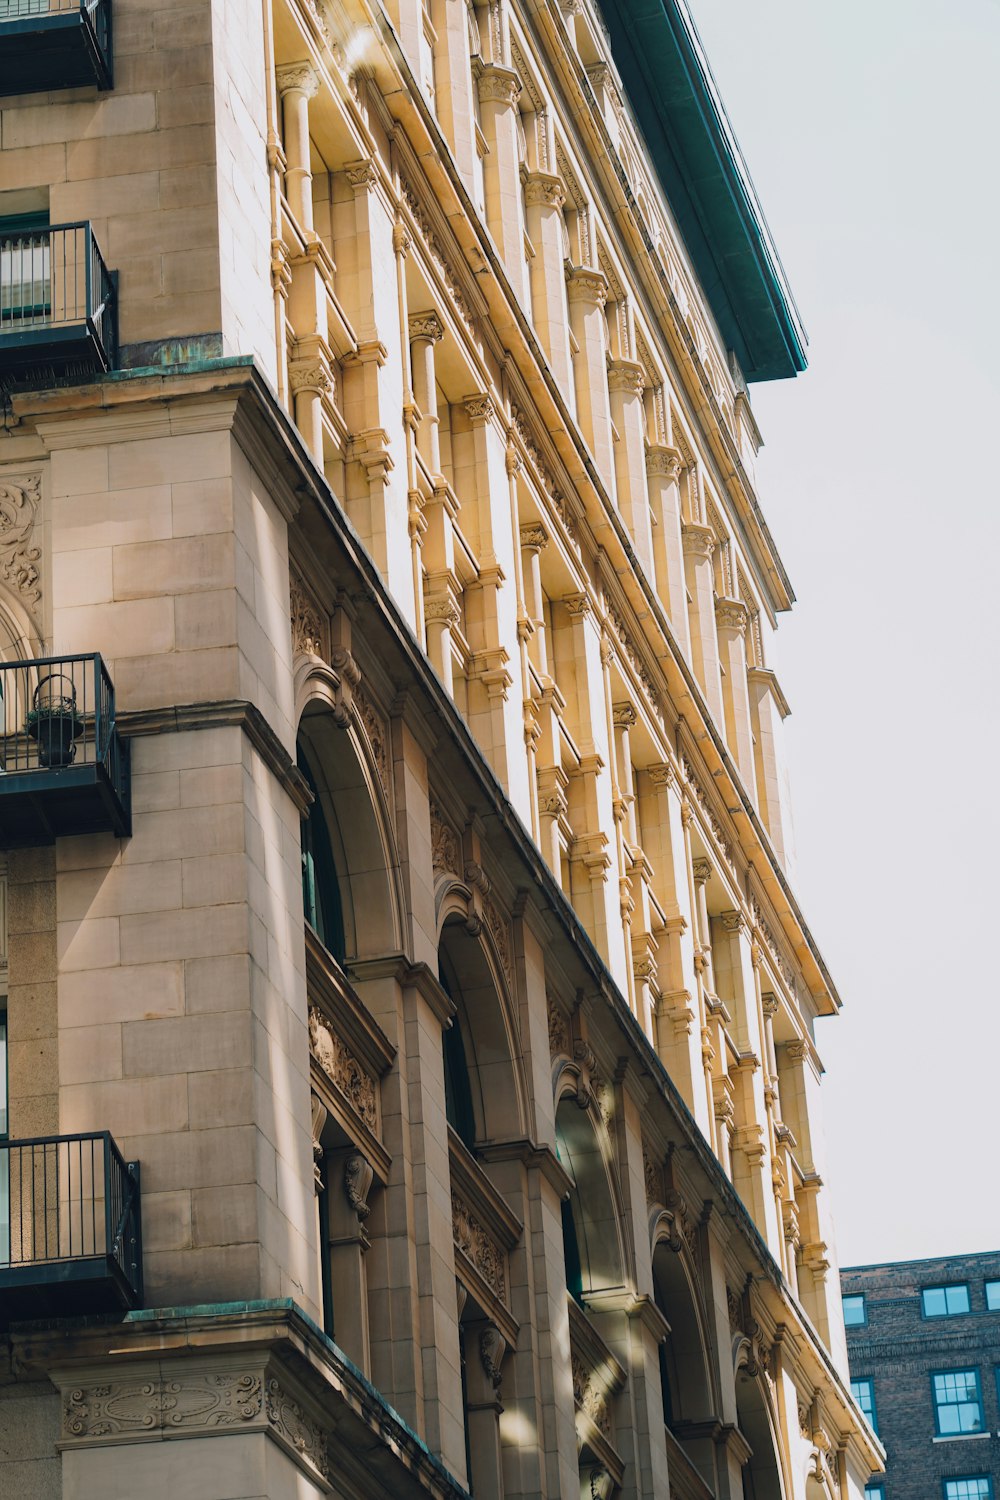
xmin=922 ymin=1285 xmax=971 ymax=1318
xmin=985 ymin=1281 xmax=1000 ymax=1311
xmin=942 ymin=1481 xmax=992 ymax=1500
xmin=843 ymin=1293 xmax=866 ymax=1327
xmin=851 ymin=1378 xmax=878 ymax=1435
xmin=932 ymin=1370 xmax=984 ymax=1436
xmin=865 ymin=1486 xmax=885 ymax=1500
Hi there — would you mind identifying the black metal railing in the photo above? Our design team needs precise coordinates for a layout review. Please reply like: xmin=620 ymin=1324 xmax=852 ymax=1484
xmin=0 ymin=223 xmax=116 ymax=372
xmin=0 ymin=0 xmax=113 ymax=95
xmin=0 ymin=653 xmax=116 ymax=773
xmin=0 ymin=653 xmax=130 ymax=842
xmin=0 ymin=1133 xmax=142 ymax=1310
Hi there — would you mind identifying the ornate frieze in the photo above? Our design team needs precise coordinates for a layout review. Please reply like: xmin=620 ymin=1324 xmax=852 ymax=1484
xmin=289 ymin=573 xmax=327 ymax=659
xmin=509 ymin=404 xmax=579 ymax=544
xmin=63 ymin=1373 xmax=265 ymax=1439
xmin=353 ymin=683 xmax=390 ymax=798
xmin=0 ymin=473 xmax=42 ymax=611
xmin=482 ymin=893 xmax=513 ymax=986
xmin=571 ymin=1351 xmax=611 ymax=1436
xmin=452 ymin=1191 xmax=507 ymax=1302
xmin=430 ymin=797 xmax=460 ymax=877
xmin=547 ymin=994 xmax=569 ymax=1057
xmin=399 ymin=176 xmax=477 ymax=335
xmin=308 ymin=1005 xmax=378 ymax=1133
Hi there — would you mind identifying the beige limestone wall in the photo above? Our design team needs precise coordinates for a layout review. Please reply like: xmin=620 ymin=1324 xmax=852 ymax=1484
xmin=6 ymin=847 xmax=58 ymax=1140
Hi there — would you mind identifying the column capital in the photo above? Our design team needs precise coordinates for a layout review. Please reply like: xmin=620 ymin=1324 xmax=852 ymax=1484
xmin=344 ymin=157 xmax=379 ymax=193
xmin=477 ymin=63 xmax=522 ymax=107
xmin=607 ymin=358 xmax=646 ymax=397
xmin=681 ymin=521 xmax=715 ymax=558
xmin=408 ymin=310 xmax=444 ymax=343
xmin=647 ymin=761 xmax=676 ymax=790
xmin=715 ymin=596 xmax=748 ymax=634
xmin=463 ymin=392 xmax=497 ymax=424
xmin=562 ymin=589 xmax=592 ymax=617
xmin=612 ymin=702 xmax=636 ymax=729
xmin=719 ymin=908 xmax=747 ymax=936
xmin=275 ymin=61 xmax=319 ymax=97
xmin=522 ymin=170 xmax=566 ymax=210
xmin=519 ymin=520 xmax=549 ymax=552
xmin=565 ymin=264 xmax=608 ymax=307
xmin=645 ymin=443 xmax=683 ymax=481
xmin=691 ymin=857 xmax=712 ymax=886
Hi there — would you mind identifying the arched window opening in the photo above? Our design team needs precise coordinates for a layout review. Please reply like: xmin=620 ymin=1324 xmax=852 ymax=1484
xmin=443 ymin=1013 xmax=477 ymax=1152
xmin=561 ymin=1193 xmax=584 ymax=1307
xmin=553 ymin=1096 xmax=624 ymax=1304
xmin=298 ymin=739 xmax=346 ymax=963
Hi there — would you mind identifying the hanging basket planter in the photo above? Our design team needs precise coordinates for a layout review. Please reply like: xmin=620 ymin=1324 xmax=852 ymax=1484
xmin=25 ymin=673 xmax=83 ymax=768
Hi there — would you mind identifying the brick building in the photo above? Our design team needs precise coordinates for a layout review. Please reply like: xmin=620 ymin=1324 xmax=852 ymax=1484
xmin=842 ymin=1252 xmax=1000 ymax=1500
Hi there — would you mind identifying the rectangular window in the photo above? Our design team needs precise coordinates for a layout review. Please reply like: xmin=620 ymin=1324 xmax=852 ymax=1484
xmin=843 ymin=1293 xmax=867 ymax=1327
xmin=0 ymin=213 xmax=50 ymax=327
xmin=866 ymin=1487 xmax=886 ymax=1500
xmin=923 ymin=1285 xmax=971 ymax=1318
xmin=933 ymin=1371 xmax=984 ymax=1436
xmin=985 ymin=1281 xmax=1000 ymax=1311
xmin=943 ymin=1481 xmax=992 ymax=1500
xmin=852 ymin=1377 xmax=878 ymax=1435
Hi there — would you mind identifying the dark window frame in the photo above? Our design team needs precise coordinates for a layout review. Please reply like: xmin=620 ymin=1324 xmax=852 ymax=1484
xmin=931 ymin=1368 xmax=984 ymax=1438
xmin=851 ymin=1376 xmax=878 ymax=1436
xmin=922 ymin=1284 xmax=972 ymax=1319
xmin=942 ymin=1479 xmax=993 ymax=1500
xmin=985 ymin=1280 xmax=1000 ymax=1312
xmin=843 ymin=1292 xmax=867 ymax=1327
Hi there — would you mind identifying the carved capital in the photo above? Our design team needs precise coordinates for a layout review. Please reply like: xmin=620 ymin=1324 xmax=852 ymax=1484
xmin=275 ymin=61 xmax=318 ymax=97
xmin=288 ymin=360 xmax=333 ymax=397
xmin=519 ymin=521 xmax=549 ymax=553
xmin=477 ymin=63 xmax=522 ymax=107
xmin=607 ymin=358 xmax=645 ymax=396
xmin=719 ymin=909 xmax=746 ymax=936
xmin=647 ymin=761 xmax=675 ymax=790
xmin=612 ymin=702 xmax=636 ymax=729
xmin=479 ymin=1324 xmax=507 ymax=1390
xmin=562 ymin=590 xmax=592 ymax=617
xmin=691 ymin=857 xmax=712 ymax=886
xmin=681 ymin=522 xmax=715 ymax=559
xmin=645 ymin=443 xmax=683 ymax=481
xmin=565 ymin=265 xmax=608 ymax=306
xmin=522 ymin=170 xmax=566 ymax=210
xmin=344 ymin=158 xmax=378 ymax=192
xmin=463 ymin=392 xmax=497 ymax=423
xmin=344 ymin=1152 xmax=375 ymax=1221
xmin=408 ymin=310 xmax=444 ymax=343
xmin=715 ymin=597 xmax=748 ymax=634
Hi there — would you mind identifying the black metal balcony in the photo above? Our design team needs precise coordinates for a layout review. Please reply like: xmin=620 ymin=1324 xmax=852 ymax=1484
xmin=0 ymin=1133 xmax=142 ymax=1320
xmin=0 ymin=223 xmax=117 ymax=386
xmin=0 ymin=654 xmax=130 ymax=844
xmin=0 ymin=0 xmax=112 ymax=97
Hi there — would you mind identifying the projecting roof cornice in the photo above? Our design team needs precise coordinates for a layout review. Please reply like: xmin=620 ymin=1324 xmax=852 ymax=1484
xmin=598 ymin=0 xmax=808 ymax=383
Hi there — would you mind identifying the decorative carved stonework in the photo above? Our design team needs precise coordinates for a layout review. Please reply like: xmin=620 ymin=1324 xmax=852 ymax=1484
xmin=483 ymin=893 xmax=513 ymax=986
xmin=571 ymin=1351 xmax=610 ymax=1437
xmin=344 ymin=158 xmax=377 ymax=192
xmin=0 ymin=474 xmax=42 ymax=610
xmin=63 ymin=1374 xmax=264 ymax=1439
xmin=463 ymin=393 xmax=496 ymax=423
xmin=509 ymin=404 xmax=579 ymax=544
xmin=289 ymin=575 xmax=326 ymax=658
xmin=479 ymin=1324 xmax=506 ymax=1390
xmin=264 ymin=1378 xmax=330 ymax=1483
xmin=715 ymin=597 xmax=748 ymax=635
xmin=477 ymin=63 xmax=522 ymax=107
xmin=547 ymin=994 xmax=569 ymax=1056
xmin=430 ymin=798 xmax=460 ymax=877
xmin=408 ymin=310 xmax=444 ymax=343
xmin=344 ymin=1152 xmax=374 ymax=1221
xmin=642 ymin=1146 xmax=660 ymax=1205
xmin=399 ymin=177 xmax=477 ymax=334
xmin=518 ymin=521 xmax=549 ymax=553
xmin=275 ymin=61 xmax=318 ymax=97
xmin=452 ymin=1191 xmax=507 ymax=1302
xmin=309 ymin=1006 xmax=378 ymax=1132
xmin=522 ymin=171 xmax=565 ymax=210
xmin=353 ymin=684 xmax=389 ymax=798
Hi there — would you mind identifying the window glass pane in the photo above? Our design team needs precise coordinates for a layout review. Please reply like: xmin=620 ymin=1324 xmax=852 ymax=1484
xmin=865 ymin=1488 xmax=885 ymax=1500
xmin=923 ymin=1285 xmax=971 ymax=1317
xmin=984 ymin=1281 xmax=1000 ymax=1311
xmin=943 ymin=1481 xmax=992 ymax=1500
xmin=933 ymin=1371 xmax=983 ymax=1435
xmin=843 ymin=1294 xmax=866 ymax=1327
xmin=852 ymin=1378 xmax=878 ymax=1434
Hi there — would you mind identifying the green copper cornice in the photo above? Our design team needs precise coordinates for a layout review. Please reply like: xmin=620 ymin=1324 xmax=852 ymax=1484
xmin=600 ymin=0 xmax=808 ymax=381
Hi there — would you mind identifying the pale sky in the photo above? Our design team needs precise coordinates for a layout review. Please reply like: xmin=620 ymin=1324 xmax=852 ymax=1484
xmin=687 ymin=0 xmax=1000 ymax=1267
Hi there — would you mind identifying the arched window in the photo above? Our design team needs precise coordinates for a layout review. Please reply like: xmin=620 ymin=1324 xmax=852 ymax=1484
xmin=443 ymin=1014 xmax=477 ymax=1152
xmin=297 ymin=739 xmax=346 ymax=963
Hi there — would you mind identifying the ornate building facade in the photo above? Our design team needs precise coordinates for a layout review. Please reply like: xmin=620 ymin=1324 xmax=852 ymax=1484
xmin=0 ymin=0 xmax=881 ymax=1495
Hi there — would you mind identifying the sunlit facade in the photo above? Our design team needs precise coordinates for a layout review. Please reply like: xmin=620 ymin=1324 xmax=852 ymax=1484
xmin=0 ymin=0 xmax=880 ymax=1494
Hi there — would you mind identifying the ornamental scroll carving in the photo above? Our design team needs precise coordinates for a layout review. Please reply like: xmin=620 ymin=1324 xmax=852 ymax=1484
xmin=308 ymin=1006 xmax=378 ymax=1133
xmin=63 ymin=1374 xmax=264 ymax=1439
xmin=571 ymin=1352 xmax=611 ymax=1437
xmin=483 ymin=893 xmax=512 ymax=986
xmin=264 ymin=1378 xmax=331 ymax=1483
xmin=547 ymin=994 xmax=569 ymax=1057
xmin=290 ymin=574 xmax=327 ymax=658
xmin=354 ymin=683 xmax=389 ymax=799
xmin=452 ymin=1191 xmax=507 ymax=1303
xmin=0 ymin=474 xmax=42 ymax=610
xmin=430 ymin=798 xmax=460 ymax=877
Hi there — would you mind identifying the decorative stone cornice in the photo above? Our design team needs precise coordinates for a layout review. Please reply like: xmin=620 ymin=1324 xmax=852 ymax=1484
xmin=408 ymin=310 xmax=444 ymax=343
xmin=680 ymin=522 xmax=715 ymax=559
xmin=275 ymin=61 xmax=318 ymax=97
xmin=565 ymin=265 xmax=608 ymax=306
xmin=522 ymin=170 xmax=566 ymax=210
xmin=476 ymin=63 xmax=522 ymax=107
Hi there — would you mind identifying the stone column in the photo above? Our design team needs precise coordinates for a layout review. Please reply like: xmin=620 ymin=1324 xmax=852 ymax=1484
xmin=681 ymin=522 xmax=724 ymax=725
xmin=325 ymin=1146 xmax=375 ymax=1375
xmin=276 ymin=63 xmax=317 ymax=231
xmin=408 ymin=310 xmax=444 ymax=478
xmin=608 ymin=359 xmax=654 ymax=578
xmin=646 ymin=444 xmax=690 ymax=656
xmin=522 ymin=172 xmax=573 ymax=395
xmin=463 ymin=1319 xmax=507 ymax=1500
xmin=610 ymin=701 xmax=639 ymax=1024
xmin=566 ymin=266 xmax=614 ymax=494
xmin=748 ymin=667 xmax=796 ymax=874
xmin=477 ymin=64 xmax=527 ymax=302
xmin=714 ymin=599 xmax=756 ymax=798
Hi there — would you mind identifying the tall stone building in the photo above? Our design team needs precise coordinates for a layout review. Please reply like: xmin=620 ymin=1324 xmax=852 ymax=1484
xmin=0 ymin=0 xmax=880 ymax=1494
